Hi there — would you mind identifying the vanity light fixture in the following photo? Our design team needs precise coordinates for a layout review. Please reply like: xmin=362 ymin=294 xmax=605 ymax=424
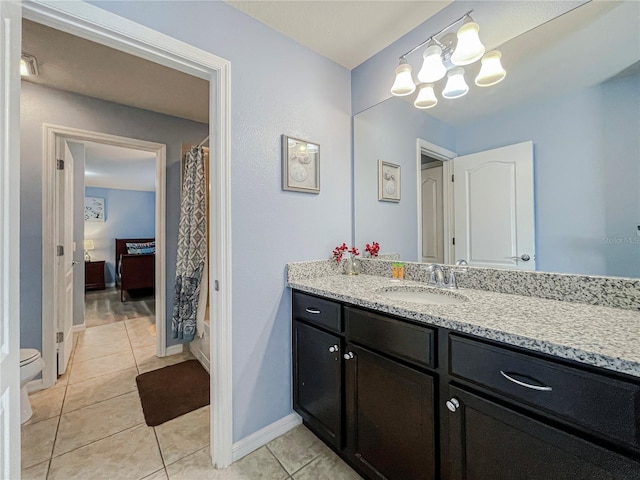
xmin=414 ymin=83 xmax=438 ymax=109
xmin=20 ymin=54 xmax=38 ymax=77
xmin=390 ymin=10 xmax=505 ymax=108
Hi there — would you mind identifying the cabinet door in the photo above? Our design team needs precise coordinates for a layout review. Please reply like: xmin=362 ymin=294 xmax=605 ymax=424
xmin=447 ymin=385 xmax=640 ymax=480
xmin=293 ymin=321 xmax=343 ymax=449
xmin=345 ymin=344 xmax=436 ymax=480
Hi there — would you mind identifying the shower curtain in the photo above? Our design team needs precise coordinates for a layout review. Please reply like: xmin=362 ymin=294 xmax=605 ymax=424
xmin=172 ymin=146 xmax=207 ymax=341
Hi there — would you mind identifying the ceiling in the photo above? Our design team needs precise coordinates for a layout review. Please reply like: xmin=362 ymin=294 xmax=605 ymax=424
xmin=84 ymin=142 xmax=156 ymax=192
xmin=22 ymin=19 xmax=209 ymax=124
xmin=225 ymin=1 xmax=451 ymax=69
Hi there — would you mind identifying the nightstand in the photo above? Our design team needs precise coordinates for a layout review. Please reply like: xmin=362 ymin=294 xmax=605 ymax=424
xmin=85 ymin=260 xmax=106 ymax=290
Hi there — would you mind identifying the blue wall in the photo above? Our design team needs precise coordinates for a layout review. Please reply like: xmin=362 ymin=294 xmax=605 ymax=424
xmin=456 ymin=72 xmax=640 ymax=277
xmin=91 ymin=0 xmax=352 ymax=443
xmin=354 ymin=98 xmax=455 ymax=260
xmin=84 ymin=187 xmax=156 ymax=284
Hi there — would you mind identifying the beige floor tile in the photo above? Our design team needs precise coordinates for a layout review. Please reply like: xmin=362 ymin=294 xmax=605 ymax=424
xmin=156 ymin=405 xmax=210 ymax=465
xmin=167 ymin=446 xmax=288 ymax=480
xmin=125 ymin=316 xmax=155 ymax=331
xmin=48 ymin=424 xmax=163 ymax=480
xmin=77 ymin=322 xmax=127 ymax=345
xmin=21 ymin=459 xmax=49 ymax=480
xmin=142 ymin=468 xmax=169 ymax=480
xmin=63 ymin=367 xmax=138 ymax=413
xmin=69 ymin=350 xmax=136 ymax=384
xmin=54 ymin=391 xmax=144 ymax=456
xmin=133 ymin=343 xmax=158 ymax=365
xmin=137 ymin=351 xmax=195 ymax=374
xmin=24 ymin=385 xmax=66 ymax=425
xmin=73 ymin=337 xmax=132 ymax=363
xmin=266 ymin=425 xmax=329 ymax=474
xmin=292 ymin=450 xmax=362 ymax=480
xmin=21 ymin=416 xmax=59 ymax=469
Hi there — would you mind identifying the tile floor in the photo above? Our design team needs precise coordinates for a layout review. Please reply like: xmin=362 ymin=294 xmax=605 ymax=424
xmin=21 ymin=317 xmax=362 ymax=479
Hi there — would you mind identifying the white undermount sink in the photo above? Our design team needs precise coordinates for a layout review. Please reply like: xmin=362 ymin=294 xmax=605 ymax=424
xmin=375 ymin=286 xmax=468 ymax=305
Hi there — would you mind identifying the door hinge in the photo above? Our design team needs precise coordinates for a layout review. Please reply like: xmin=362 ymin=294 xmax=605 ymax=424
xmin=452 ymin=237 xmax=456 ymax=245
xmin=57 ymin=245 xmax=64 ymax=256
xmin=214 ymin=280 xmax=220 ymax=291
xmin=451 ymin=174 xmax=454 ymax=182
xmin=56 ymin=332 xmax=64 ymax=343
xmin=56 ymin=159 xmax=64 ymax=170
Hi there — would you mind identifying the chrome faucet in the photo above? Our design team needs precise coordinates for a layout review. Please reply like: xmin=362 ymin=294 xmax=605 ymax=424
xmin=426 ymin=264 xmax=446 ymax=287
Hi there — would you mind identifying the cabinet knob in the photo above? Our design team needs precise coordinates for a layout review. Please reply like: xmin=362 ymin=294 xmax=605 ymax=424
xmin=343 ymin=352 xmax=354 ymax=360
xmin=446 ymin=397 xmax=460 ymax=413
xmin=328 ymin=345 xmax=339 ymax=353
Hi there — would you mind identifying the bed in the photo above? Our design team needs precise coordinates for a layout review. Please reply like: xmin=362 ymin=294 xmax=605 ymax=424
xmin=115 ymin=238 xmax=155 ymax=302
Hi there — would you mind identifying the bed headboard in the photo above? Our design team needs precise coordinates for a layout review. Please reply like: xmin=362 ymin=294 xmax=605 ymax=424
xmin=115 ymin=238 xmax=155 ymax=261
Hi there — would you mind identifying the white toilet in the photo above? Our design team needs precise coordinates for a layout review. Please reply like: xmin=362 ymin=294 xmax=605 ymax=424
xmin=20 ymin=349 xmax=45 ymax=424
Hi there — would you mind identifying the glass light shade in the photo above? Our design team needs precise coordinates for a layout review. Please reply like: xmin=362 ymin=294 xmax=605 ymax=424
xmin=451 ymin=21 xmax=485 ymax=66
xmin=20 ymin=58 xmax=29 ymax=76
xmin=417 ymin=45 xmax=447 ymax=83
xmin=390 ymin=62 xmax=416 ymax=96
xmin=442 ymin=67 xmax=469 ymax=99
xmin=414 ymin=84 xmax=438 ymax=109
xmin=475 ymin=50 xmax=506 ymax=87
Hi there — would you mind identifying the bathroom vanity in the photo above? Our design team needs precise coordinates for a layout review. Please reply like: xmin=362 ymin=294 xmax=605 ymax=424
xmin=289 ymin=269 xmax=640 ymax=480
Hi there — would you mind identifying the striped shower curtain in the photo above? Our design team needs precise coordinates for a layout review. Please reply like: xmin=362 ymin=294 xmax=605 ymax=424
xmin=172 ymin=146 xmax=207 ymax=341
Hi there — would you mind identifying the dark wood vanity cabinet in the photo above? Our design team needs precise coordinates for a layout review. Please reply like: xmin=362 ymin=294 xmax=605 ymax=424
xmin=446 ymin=385 xmax=640 ymax=480
xmin=345 ymin=343 xmax=436 ymax=480
xmin=291 ymin=290 xmax=640 ymax=480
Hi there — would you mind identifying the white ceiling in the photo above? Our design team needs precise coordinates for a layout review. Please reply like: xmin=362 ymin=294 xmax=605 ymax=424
xmin=225 ymin=1 xmax=452 ymax=69
xmin=84 ymin=142 xmax=156 ymax=192
xmin=22 ymin=19 xmax=209 ymax=124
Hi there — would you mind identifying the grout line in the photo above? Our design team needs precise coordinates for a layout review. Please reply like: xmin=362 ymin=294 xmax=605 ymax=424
xmin=50 ymin=421 xmax=147 ymax=459
xmin=151 ymin=426 xmax=168 ymax=469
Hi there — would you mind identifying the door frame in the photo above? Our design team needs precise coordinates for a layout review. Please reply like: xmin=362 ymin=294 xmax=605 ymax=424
xmin=416 ymin=138 xmax=456 ymax=264
xmin=43 ymin=126 xmax=167 ymax=383
xmin=23 ymin=0 xmax=233 ymax=468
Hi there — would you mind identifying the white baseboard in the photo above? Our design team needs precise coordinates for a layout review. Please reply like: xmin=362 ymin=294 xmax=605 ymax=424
xmin=189 ymin=343 xmax=210 ymax=373
xmin=165 ymin=344 xmax=184 ymax=356
xmin=232 ymin=412 xmax=302 ymax=462
xmin=72 ymin=324 xmax=86 ymax=332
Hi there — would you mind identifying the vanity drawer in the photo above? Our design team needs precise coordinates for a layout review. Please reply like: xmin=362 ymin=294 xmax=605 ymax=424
xmin=449 ymin=335 xmax=640 ymax=451
xmin=345 ymin=307 xmax=435 ymax=369
xmin=293 ymin=291 xmax=342 ymax=333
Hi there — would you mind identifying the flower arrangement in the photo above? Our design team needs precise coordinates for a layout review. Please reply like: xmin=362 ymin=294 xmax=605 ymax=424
xmin=365 ymin=242 xmax=380 ymax=258
xmin=332 ymin=243 xmax=360 ymax=263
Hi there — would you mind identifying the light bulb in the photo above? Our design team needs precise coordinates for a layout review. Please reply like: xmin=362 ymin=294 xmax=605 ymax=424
xmin=390 ymin=60 xmax=416 ymax=96
xmin=417 ymin=45 xmax=447 ymax=84
xmin=442 ymin=67 xmax=469 ymax=99
xmin=475 ymin=50 xmax=506 ymax=87
xmin=451 ymin=19 xmax=485 ymax=66
xmin=414 ymin=84 xmax=438 ymax=109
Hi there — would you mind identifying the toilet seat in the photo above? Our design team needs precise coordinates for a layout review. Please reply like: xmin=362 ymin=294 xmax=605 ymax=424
xmin=20 ymin=348 xmax=40 ymax=367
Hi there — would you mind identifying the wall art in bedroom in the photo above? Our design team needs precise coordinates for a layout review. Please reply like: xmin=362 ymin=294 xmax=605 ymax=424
xmin=85 ymin=196 xmax=105 ymax=222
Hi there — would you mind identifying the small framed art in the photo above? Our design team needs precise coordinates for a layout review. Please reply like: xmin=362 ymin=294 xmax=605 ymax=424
xmin=84 ymin=196 xmax=105 ymax=222
xmin=282 ymin=135 xmax=320 ymax=193
xmin=378 ymin=160 xmax=400 ymax=202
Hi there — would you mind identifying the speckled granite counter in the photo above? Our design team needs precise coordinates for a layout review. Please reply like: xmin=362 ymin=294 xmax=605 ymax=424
xmin=288 ymin=274 xmax=640 ymax=378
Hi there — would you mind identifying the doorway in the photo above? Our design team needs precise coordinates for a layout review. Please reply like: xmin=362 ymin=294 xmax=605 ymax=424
xmin=16 ymin=1 xmax=233 ymax=470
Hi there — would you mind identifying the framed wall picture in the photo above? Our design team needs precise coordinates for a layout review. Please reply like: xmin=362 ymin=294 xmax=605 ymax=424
xmin=378 ymin=160 xmax=400 ymax=202
xmin=85 ymin=196 xmax=105 ymax=222
xmin=282 ymin=134 xmax=320 ymax=193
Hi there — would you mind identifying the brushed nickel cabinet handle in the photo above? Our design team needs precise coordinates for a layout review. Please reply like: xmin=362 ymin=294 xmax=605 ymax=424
xmin=305 ymin=308 xmax=321 ymax=314
xmin=500 ymin=370 xmax=552 ymax=392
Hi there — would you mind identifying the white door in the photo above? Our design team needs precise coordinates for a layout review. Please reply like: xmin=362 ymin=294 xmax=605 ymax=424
xmin=421 ymin=166 xmax=444 ymax=263
xmin=453 ymin=141 xmax=535 ymax=270
xmin=56 ymin=139 xmax=75 ymax=374
xmin=0 ymin=1 xmax=22 ymax=477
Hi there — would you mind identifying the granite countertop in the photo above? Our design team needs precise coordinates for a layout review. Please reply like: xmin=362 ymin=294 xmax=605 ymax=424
xmin=288 ymin=274 xmax=640 ymax=379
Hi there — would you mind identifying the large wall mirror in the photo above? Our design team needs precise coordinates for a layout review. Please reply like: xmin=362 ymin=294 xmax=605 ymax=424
xmin=354 ymin=1 xmax=639 ymax=278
